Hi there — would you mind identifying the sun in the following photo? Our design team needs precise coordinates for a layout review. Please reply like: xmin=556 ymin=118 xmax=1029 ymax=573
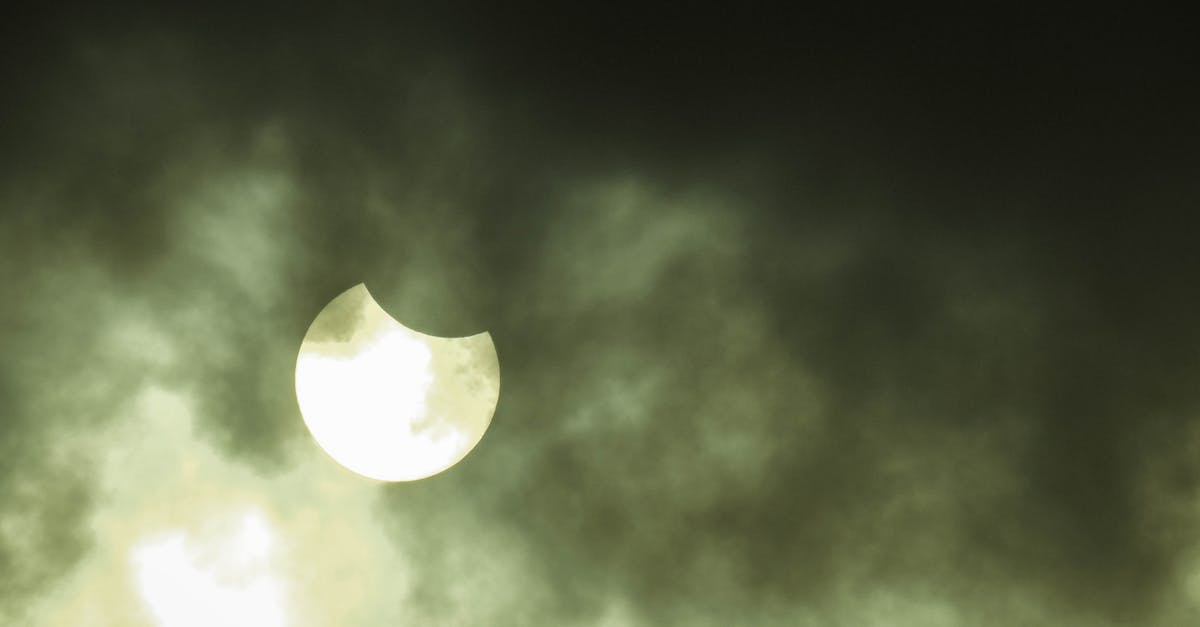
xmin=294 ymin=284 xmax=500 ymax=481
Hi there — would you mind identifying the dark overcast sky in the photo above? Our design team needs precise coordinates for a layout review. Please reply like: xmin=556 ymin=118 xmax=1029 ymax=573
xmin=2 ymin=6 xmax=1200 ymax=625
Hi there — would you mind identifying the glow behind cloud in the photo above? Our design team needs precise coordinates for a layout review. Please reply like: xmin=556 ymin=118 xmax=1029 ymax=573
xmin=131 ymin=510 xmax=286 ymax=627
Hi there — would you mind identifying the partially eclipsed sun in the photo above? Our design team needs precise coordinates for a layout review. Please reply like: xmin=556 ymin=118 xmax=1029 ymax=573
xmin=294 ymin=284 xmax=500 ymax=481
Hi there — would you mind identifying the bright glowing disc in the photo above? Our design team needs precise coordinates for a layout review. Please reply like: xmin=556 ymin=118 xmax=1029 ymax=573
xmin=295 ymin=284 xmax=499 ymax=481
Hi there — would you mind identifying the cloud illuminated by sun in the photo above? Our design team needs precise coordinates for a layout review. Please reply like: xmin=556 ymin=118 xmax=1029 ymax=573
xmin=131 ymin=509 xmax=286 ymax=627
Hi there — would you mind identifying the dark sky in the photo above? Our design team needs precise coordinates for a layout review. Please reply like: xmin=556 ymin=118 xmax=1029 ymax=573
xmin=2 ymin=6 xmax=1200 ymax=625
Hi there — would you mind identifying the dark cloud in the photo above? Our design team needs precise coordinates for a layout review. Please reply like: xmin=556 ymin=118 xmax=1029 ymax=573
xmin=2 ymin=6 xmax=1200 ymax=624
xmin=0 ymin=261 xmax=137 ymax=621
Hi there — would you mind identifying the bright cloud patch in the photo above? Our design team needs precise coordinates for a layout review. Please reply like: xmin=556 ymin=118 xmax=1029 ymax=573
xmin=131 ymin=510 xmax=287 ymax=627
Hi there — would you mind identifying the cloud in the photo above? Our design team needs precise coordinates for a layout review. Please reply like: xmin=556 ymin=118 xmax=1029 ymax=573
xmin=3 ymin=10 xmax=1200 ymax=626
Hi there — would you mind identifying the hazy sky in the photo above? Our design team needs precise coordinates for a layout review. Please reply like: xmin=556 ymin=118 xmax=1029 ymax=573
xmin=2 ymin=7 xmax=1200 ymax=626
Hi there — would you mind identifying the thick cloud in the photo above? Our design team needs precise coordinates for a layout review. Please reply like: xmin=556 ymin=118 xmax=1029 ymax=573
xmin=2 ymin=7 xmax=1200 ymax=625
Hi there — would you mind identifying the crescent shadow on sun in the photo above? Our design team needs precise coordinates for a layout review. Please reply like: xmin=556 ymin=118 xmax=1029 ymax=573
xmin=294 ymin=283 xmax=500 ymax=482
